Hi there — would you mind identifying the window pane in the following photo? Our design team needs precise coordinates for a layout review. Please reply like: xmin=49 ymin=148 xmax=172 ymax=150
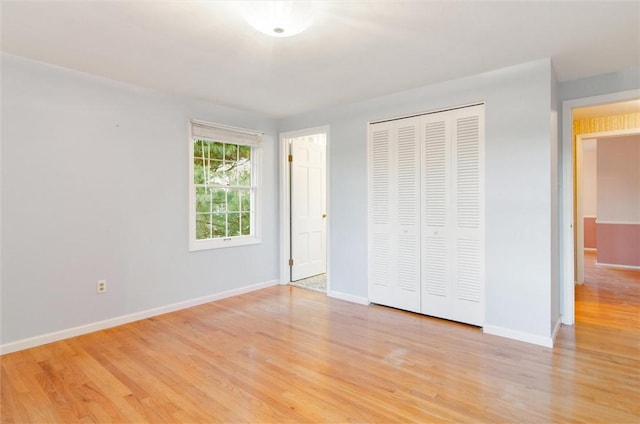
xmin=239 ymin=145 xmax=251 ymax=161
xmin=195 ymin=213 xmax=211 ymax=240
xmin=238 ymin=161 xmax=251 ymax=185
xmin=194 ymin=158 xmax=205 ymax=184
xmin=210 ymin=141 xmax=224 ymax=160
xmin=195 ymin=187 xmax=211 ymax=213
xmin=225 ymin=143 xmax=238 ymax=161
xmin=240 ymin=189 xmax=251 ymax=212
xmin=212 ymin=188 xmax=226 ymax=212
xmin=227 ymin=213 xmax=241 ymax=237
xmin=227 ymin=167 xmax=239 ymax=186
xmin=209 ymin=160 xmax=225 ymax=184
xmin=212 ymin=213 xmax=226 ymax=238
xmin=241 ymin=212 xmax=251 ymax=236
xmin=228 ymin=189 xmax=240 ymax=212
xmin=193 ymin=140 xmax=205 ymax=159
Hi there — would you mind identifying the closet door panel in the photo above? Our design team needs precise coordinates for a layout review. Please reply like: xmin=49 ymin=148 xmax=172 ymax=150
xmin=421 ymin=116 xmax=452 ymax=318
xmin=368 ymin=119 xmax=420 ymax=313
xmin=394 ymin=119 xmax=421 ymax=312
xmin=451 ymin=107 xmax=484 ymax=326
xmin=368 ymin=123 xmax=394 ymax=304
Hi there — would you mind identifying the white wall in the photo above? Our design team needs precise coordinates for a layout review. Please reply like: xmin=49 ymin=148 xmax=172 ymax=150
xmin=279 ymin=59 xmax=556 ymax=344
xmin=597 ymin=135 xmax=640 ymax=222
xmin=1 ymin=54 xmax=280 ymax=346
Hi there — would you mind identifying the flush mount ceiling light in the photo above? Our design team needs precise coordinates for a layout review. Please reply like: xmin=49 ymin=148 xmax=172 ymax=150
xmin=242 ymin=1 xmax=318 ymax=38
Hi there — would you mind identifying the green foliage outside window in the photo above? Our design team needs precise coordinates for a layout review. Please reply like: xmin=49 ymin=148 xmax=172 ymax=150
xmin=193 ymin=139 xmax=253 ymax=240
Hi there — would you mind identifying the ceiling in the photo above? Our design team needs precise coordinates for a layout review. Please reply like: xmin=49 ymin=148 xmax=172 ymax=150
xmin=2 ymin=1 xmax=639 ymax=118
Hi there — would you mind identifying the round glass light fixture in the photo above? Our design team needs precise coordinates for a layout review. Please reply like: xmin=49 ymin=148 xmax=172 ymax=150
xmin=242 ymin=1 xmax=318 ymax=38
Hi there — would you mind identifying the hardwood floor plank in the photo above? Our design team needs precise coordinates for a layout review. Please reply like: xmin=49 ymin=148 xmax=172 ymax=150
xmin=2 ymin=253 xmax=638 ymax=422
xmin=1 ymin=354 xmax=65 ymax=423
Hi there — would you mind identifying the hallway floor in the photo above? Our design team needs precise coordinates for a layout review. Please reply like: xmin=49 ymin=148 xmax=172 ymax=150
xmin=576 ymin=250 xmax=639 ymax=329
xmin=289 ymin=273 xmax=327 ymax=293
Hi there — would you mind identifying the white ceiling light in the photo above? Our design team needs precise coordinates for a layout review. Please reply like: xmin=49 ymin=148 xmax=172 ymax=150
xmin=242 ymin=1 xmax=318 ymax=38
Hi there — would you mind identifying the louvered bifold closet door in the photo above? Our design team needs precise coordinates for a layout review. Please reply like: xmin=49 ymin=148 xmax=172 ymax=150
xmin=394 ymin=118 xmax=421 ymax=313
xmin=420 ymin=114 xmax=453 ymax=320
xmin=368 ymin=122 xmax=394 ymax=305
xmin=368 ymin=118 xmax=421 ymax=313
xmin=421 ymin=104 xmax=484 ymax=325
xmin=451 ymin=106 xmax=484 ymax=326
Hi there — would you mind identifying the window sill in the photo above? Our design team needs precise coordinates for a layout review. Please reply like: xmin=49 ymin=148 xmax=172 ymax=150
xmin=189 ymin=236 xmax=261 ymax=252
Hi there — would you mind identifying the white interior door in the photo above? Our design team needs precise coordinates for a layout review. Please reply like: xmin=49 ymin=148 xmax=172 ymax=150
xmin=291 ymin=134 xmax=327 ymax=281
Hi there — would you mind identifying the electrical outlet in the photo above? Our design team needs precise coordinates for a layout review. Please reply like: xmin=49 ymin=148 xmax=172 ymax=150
xmin=97 ymin=280 xmax=107 ymax=294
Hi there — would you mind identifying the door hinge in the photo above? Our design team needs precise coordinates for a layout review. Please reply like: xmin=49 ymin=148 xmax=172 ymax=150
xmin=288 ymin=258 xmax=293 ymax=266
xmin=288 ymin=154 xmax=293 ymax=162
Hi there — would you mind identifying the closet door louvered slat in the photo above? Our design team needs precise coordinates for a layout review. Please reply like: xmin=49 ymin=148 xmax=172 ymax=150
xmin=421 ymin=116 xmax=453 ymax=319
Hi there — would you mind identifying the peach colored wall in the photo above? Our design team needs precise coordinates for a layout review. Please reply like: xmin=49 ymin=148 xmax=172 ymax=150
xmin=583 ymin=217 xmax=597 ymax=249
xmin=597 ymin=135 xmax=640 ymax=223
xmin=596 ymin=135 xmax=640 ymax=267
xmin=597 ymin=223 xmax=640 ymax=267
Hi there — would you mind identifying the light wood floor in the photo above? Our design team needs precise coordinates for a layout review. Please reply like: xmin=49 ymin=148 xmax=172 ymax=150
xmin=2 ymin=253 xmax=639 ymax=423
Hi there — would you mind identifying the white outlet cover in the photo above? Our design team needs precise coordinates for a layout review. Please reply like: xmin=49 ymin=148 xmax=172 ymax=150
xmin=97 ymin=280 xmax=107 ymax=293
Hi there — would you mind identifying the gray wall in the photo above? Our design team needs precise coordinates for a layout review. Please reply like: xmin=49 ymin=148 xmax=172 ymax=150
xmin=279 ymin=59 xmax=556 ymax=340
xmin=5 ymin=52 xmax=608 ymax=346
xmin=1 ymin=54 xmax=280 ymax=344
xmin=558 ymin=67 xmax=640 ymax=101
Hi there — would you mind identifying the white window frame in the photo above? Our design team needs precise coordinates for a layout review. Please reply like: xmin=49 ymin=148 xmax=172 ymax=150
xmin=189 ymin=119 xmax=262 ymax=251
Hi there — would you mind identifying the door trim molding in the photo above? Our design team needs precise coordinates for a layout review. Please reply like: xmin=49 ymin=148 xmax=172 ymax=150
xmin=279 ymin=125 xmax=331 ymax=290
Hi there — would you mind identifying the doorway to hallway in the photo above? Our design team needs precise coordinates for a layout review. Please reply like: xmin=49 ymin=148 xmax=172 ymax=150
xmin=562 ymin=93 xmax=640 ymax=325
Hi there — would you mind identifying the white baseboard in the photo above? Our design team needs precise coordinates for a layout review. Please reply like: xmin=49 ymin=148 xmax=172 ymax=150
xmin=327 ymin=290 xmax=369 ymax=305
xmin=483 ymin=324 xmax=554 ymax=348
xmin=0 ymin=279 xmax=279 ymax=355
xmin=560 ymin=312 xmax=574 ymax=326
xmin=596 ymin=262 xmax=640 ymax=270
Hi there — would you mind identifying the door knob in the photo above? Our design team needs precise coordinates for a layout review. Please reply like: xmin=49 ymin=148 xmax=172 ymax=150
xmin=322 ymin=214 xmax=327 ymax=218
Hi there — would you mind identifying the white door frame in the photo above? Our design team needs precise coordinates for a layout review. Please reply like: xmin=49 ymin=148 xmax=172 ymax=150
xmin=560 ymin=89 xmax=639 ymax=325
xmin=279 ymin=126 xmax=330 ymax=289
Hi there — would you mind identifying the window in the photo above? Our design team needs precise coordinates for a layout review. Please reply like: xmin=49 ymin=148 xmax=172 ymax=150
xmin=189 ymin=120 xmax=262 ymax=251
